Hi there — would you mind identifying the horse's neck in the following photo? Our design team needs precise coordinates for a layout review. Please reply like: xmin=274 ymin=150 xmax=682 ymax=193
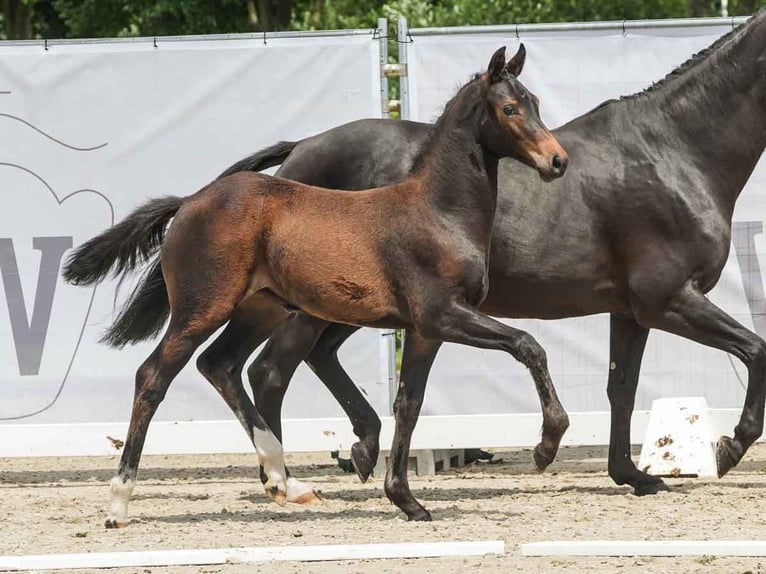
xmin=412 ymin=107 xmax=499 ymax=243
xmin=644 ymin=14 xmax=766 ymax=211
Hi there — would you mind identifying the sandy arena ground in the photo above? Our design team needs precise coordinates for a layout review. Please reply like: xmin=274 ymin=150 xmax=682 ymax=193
xmin=3 ymin=444 xmax=766 ymax=573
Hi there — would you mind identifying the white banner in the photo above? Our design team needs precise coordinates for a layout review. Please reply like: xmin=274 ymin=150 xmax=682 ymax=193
xmin=407 ymin=20 xmax=766 ymax=414
xmin=0 ymin=33 xmax=388 ymax=425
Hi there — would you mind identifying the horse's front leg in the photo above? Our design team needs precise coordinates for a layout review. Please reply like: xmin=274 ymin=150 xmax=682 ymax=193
xmin=416 ymin=300 xmax=568 ymax=470
xmin=384 ymin=330 xmax=442 ymax=521
xmin=633 ymin=281 xmax=766 ymax=477
xmin=606 ymin=313 xmax=668 ymax=495
xmin=383 ymin=300 xmax=568 ymax=521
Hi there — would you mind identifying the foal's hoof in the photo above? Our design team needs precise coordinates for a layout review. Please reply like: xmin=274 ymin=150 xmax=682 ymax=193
xmin=265 ymin=484 xmax=288 ymax=507
xmin=286 ymin=477 xmax=322 ymax=505
xmin=104 ymin=517 xmax=129 ymax=529
xmin=633 ymin=476 xmax=670 ymax=496
xmin=406 ymin=507 xmax=433 ymax=522
xmin=290 ymin=490 xmax=322 ymax=505
xmin=716 ymin=435 xmax=742 ymax=478
xmin=533 ymin=443 xmax=556 ymax=472
xmin=351 ymin=441 xmax=378 ymax=483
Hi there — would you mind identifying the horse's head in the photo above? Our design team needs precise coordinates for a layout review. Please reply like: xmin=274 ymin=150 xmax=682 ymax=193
xmin=478 ymin=45 xmax=568 ymax=181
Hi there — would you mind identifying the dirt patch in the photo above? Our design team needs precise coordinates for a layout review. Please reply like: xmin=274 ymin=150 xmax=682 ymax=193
xmin=2 ymin=445 xmax=766 ymax=573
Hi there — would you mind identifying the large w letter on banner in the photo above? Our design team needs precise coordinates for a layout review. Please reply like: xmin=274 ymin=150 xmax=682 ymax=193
xmin=0 ymin=237 xmax=73 ymax=375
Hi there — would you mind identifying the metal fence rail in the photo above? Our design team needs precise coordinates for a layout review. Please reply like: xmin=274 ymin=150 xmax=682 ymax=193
xmin=409 ymin=15 xmax=749 ymax=37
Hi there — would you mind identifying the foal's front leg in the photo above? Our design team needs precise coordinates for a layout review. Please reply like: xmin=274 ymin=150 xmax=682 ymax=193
xmin=420 ymin=301 xmax=570 ymax=469
xmin=385 ymin=299 xmax=568 ymax=521
xmin=384 ymin=331 xmax=442 ymax=521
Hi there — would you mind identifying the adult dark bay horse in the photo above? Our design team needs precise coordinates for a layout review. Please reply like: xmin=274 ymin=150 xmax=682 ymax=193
xmin=115 ymin=12 xmax=766 ymax=521
xmin=64 ymin=46 xmax=568 ymax=527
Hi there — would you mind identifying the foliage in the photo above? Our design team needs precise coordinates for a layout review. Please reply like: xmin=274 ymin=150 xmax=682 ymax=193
xmin=3 ymin=0 xmax=766 ymax=41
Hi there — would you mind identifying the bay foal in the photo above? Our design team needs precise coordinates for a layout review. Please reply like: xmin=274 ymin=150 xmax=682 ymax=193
xmin=65 ymin=46 xmax=568 ymax=526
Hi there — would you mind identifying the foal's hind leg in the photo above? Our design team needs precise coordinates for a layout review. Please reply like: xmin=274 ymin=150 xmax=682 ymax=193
xmin=606 ymin=314 xmax=668 ymax=495
xmin=634 ymin=282 xmax=766 ymax=478
xmin=250 ymin=321 xmax=382 ymax=482
xmin=106 ymin=319 xmax=218 ymax=528
xmin=196 ymin=298 xmax=316 ymax=504
xmin=245 ymin=311 xmax=330 ymax=504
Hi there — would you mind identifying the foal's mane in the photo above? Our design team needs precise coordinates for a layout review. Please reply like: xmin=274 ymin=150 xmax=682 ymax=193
xmin=410 ymin=74 xmax=487 ymax=173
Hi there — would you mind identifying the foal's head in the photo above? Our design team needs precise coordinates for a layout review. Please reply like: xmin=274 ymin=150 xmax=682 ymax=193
xmin=478 ymin=45 xmax=568 ymax=181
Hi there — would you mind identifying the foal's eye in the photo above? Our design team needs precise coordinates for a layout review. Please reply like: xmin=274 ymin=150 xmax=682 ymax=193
xmin=502 ymin=105 xmax=517 ymax=116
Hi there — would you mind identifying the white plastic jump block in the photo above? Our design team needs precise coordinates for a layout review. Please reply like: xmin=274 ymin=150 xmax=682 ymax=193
xmin=372 ymin=449 xmax=466 ymax=477
xmin=637 ymin=396 xmax=717 ymax=478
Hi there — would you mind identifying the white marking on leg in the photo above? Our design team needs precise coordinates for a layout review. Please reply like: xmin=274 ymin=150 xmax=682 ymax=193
xmin=286 ymin=476 xmax=320 ymax=504
xmin=106 ymin=476 xmax=135 ymax=527
xmin=253 ymin=425 xmax=287 ymax=505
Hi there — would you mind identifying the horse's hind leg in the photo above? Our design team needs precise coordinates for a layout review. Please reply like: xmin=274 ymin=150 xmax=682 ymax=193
xmin=195 ymin=297 xmax=316 ymax=503
xmin=106 ymin=318 xmax=214 ymax=528
xmin=634 ymin=281 xmax=766 ymax=478
xmin=606 ymin=314 xmax=668 ymax=495
xmin=227 ymin=311 xmax=327 ymax=504
xmin=306 ymin=323 xmax=382 ymax=482
xmin=251 ymin=320 xmax=381 ymax=483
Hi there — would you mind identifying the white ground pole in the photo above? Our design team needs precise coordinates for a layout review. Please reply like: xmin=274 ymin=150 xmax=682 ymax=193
xmin=0 ymin=541 xmax=504 ymax=571
xmin=522 ymin=540 xmax=766 ymax=557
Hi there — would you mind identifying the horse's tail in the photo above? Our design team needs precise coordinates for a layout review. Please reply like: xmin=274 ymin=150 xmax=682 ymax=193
xmin=99 ymin=258 xmax=169 ymax=348
xmin=63 ymin=196 xmax=182 ymax=348
xmin=63 ymin=196 xmax=183 ymax=286
xmin=217 ymin=140 xmax=298 ymax=178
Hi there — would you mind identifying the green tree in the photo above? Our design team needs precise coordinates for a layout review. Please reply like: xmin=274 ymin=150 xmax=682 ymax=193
xmin=3 ymin=0 xmax=32 ymax=39
xmin=2 ymin=0 xmax=765 ymax=41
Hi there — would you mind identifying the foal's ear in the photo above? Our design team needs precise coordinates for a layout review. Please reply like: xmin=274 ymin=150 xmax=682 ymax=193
xmin=486 ymin=46 xmax=507 ymax=83
xmin=505 ymin=43 xmax=526 ymax=77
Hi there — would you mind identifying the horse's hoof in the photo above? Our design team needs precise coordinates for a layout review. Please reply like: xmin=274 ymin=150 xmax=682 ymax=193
xmin=291 ymin=490 xmax=322 ymax=505
xmin=633 ymin=476 xmax=670 ymax=496
xmin=266 ymin=484 xmax=288 ymax=507
xmin=533 ymin=443 xmax=556 ymax=471
xmin=406 ymin=507 xmax=433 ymax=522
xmin=716 ymin=435 xmax=741 ymax=478
xmin=286 ymin=477 xmax=322 ymax=505
xmin=351 ymin=441 xmax=378 ymax=483
xmin=104 ymin=517 xmax=128 ymax=529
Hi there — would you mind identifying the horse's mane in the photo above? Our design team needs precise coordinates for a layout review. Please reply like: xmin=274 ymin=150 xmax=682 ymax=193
xmin=410 ymin=73 xmax=485 ymax=172
xmin=585 ymin=9 xmax=763 ymax=116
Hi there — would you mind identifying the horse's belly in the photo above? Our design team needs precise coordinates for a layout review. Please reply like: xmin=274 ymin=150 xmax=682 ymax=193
xmin=480 ymin=273 xmax=625 ymax=320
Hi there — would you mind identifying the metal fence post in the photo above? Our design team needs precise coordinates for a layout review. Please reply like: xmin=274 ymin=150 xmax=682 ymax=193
xmin=397 ymin=17 xmax=410 ymax=121
xmin=377 ymin=17 xmax=389 ymax=118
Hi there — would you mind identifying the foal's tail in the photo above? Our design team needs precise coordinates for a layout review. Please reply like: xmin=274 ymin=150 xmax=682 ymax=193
xmin=217 ymin=140 xmax=298 ymax=178
xmin=64 ymin=141 xmax=299 ymax=348
xmin=62 ymin=196 xmax=183 ymax=348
